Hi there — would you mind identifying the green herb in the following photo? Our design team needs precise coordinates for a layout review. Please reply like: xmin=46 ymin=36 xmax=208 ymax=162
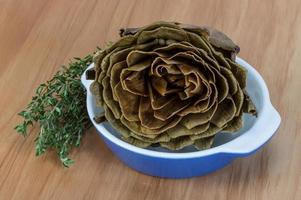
xmin=15 ymin=54 xmax=93 ymax=167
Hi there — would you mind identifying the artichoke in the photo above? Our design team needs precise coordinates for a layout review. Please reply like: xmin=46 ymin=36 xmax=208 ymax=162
xmin=91 ymin=21 xmax=256 ymax=150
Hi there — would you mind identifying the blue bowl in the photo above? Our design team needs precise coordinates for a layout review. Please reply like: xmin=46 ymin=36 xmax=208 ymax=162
xmin=81 ymin=57 xmax=281 ymax=178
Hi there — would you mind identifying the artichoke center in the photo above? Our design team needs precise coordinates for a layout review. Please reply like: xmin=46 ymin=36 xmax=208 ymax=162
xmin=149 ymin=63 xmax=204 ymax=99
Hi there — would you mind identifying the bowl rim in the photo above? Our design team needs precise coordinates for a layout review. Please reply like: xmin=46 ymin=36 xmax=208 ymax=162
xmin=81 ymin=57 xmax=281 ymax=159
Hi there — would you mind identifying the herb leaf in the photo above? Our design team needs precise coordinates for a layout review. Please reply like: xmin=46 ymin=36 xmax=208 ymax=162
xmin=15 ymin=54 xmax=93 ymax=167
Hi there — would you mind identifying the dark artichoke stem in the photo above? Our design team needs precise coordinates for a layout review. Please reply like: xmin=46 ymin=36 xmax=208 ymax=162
xmin=242 ymin=90 xmax=258 ymax=117
xmin=120 ymin=28 xmax=140 ymax=37
xmin=93 ymin=113 xmax=106 ymax=124
xmin=86 ymin=68 xmax=96 ymax=80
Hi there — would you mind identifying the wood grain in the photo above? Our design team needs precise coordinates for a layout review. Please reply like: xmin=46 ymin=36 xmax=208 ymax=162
xmin=0 ymin=0 xmax=300 ymax=199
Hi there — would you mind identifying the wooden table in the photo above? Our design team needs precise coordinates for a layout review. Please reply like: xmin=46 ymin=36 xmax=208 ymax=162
xmin=0 ymin=0 xmax=300 ymax=199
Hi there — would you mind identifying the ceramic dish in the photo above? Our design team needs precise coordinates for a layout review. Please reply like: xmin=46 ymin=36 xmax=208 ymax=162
xmin=81 ymin=57 xmax=281 ymax=178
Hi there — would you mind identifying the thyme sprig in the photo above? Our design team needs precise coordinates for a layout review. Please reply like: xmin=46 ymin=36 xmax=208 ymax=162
xmin=15 ymin=54 xmax=93 ymax=167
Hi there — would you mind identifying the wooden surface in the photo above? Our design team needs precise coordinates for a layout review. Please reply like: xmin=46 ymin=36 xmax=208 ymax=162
xmin=0 ymin=0 xmax=300 ymax=199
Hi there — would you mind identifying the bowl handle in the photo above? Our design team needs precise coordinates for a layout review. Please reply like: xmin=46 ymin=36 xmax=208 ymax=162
xmin=221 ymin=102 xmax=281 ymax=156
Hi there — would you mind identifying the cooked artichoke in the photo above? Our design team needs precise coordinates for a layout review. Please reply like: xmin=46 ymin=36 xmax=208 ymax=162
xmin=91 ymin=21 xmax=256 ymax=150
